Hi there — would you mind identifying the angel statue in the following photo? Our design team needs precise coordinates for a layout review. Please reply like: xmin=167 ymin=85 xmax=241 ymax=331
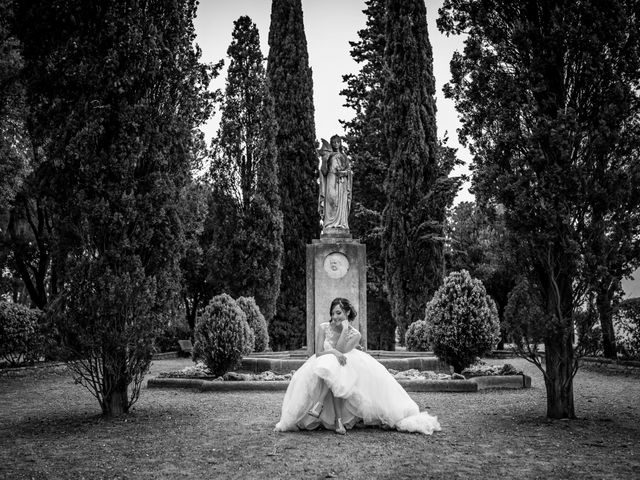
xmin=317 ymin=135 xmax=352 ymax=233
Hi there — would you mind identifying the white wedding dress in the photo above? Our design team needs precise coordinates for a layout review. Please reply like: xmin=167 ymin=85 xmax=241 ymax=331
xmin=275 ymin=323 xmax=441 ymax=435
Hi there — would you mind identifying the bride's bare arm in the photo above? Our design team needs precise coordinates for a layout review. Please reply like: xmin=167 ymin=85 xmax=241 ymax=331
xmin=314 ymin=323 xmax=327 ymax=354
xmin=340 ymin=331 xmax=361 ymax=353
xmin=336 ymin=322 xmax=362 ymax=353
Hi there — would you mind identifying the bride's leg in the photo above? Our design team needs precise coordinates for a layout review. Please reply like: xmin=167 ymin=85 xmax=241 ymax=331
xmin=332 ymin=394 xmax=346 ymax=435
xmin=308 ymin=380 xmax=329 ymax=417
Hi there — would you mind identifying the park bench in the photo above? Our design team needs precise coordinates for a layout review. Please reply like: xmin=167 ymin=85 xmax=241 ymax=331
xmin=178 ymin=339 xmax=193 ymax=357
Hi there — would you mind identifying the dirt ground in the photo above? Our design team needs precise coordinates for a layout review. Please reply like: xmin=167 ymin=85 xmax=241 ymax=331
xmin=0 ymin=357 xmax=638 ymax=480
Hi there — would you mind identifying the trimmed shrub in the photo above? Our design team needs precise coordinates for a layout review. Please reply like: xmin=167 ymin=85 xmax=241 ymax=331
xmin=236 ymin=296 xmax=269 ymax=352
xmin=193 ymin=294 xmax=254 ymax=376
xmin=405 ymin=320 xmax=431 ymax=352
xmin=0 ymin=301 xmax=45 ymax=366
xmin=427 ymin=270 xmax=500 ymax=373
xmin=614 ymin=298 xmax=640 ymax=360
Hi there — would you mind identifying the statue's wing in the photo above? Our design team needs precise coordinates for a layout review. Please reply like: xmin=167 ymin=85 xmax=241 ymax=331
xmin=318 ymin=138 xmax=332 ymax=158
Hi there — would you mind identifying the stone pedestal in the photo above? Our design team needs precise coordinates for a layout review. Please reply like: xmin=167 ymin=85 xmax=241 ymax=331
xmin=306 ymin=234 xmax=366 ymax=355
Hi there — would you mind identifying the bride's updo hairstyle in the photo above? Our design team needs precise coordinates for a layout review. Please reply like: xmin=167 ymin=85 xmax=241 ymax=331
xmin=329 ymin=297 xmax=357 ymax=321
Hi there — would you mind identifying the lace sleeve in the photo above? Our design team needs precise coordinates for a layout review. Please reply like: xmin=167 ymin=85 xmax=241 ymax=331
xmin=347 ymin=325 xmax=360 ymax=341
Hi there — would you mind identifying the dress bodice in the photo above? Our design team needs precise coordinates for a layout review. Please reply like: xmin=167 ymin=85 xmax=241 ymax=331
xmin=321 ymin=322 xmax=358 ymax=351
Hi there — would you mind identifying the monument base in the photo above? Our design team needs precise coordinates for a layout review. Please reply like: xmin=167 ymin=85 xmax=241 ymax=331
xmin=306 ymin=234 xmax=366 ymax=355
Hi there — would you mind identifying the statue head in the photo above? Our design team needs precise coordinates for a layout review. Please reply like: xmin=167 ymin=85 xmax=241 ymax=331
xmin=330 ymin=135 xmax=342 ymax=151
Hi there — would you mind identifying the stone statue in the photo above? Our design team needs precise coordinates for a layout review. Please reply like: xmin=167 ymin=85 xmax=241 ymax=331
xmin=318 ymin=135 xmax=352 ymax=233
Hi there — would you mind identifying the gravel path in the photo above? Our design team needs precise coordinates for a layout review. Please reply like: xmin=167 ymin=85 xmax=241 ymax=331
xmin=0 ymin=357 xmax=638 ymax=479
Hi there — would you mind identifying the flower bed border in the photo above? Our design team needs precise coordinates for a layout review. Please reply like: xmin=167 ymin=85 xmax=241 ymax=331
xmin=146 ymin=374 xmax=531 ymax=393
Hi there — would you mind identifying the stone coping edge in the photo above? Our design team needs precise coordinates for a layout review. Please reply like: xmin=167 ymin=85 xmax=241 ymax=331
xmin=146 ymin=374 xmax=531 ymax=393
xmin=239 ymin=357 xmax=452 ymax=374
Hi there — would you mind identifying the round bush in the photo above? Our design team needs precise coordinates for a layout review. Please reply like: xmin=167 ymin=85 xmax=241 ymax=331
xmin=405 ymin=320 xmax=431 ymax=352
xmin=193 ymin=294 xmax=254 ymax=377
xmin=0 ymin=301 xmax=45 ymax=366
xmin=426 ymin=270 xmax=500 ymax=373
xmin=236 ymin=296 xmax=269 ymax=352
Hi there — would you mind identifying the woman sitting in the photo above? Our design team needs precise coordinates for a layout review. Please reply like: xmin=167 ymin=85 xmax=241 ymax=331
xmin=275 ymin=297 xmax=441 ymax=435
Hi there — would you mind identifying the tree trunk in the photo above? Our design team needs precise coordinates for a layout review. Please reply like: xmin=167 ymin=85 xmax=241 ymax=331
xmin=102 ymin=355 xmax=129 ymax=417
xmin=184 ymin=293 xmax=198 ymax=331
xmin=544 ymin=334 xmax=576 ymax=419
xmin=104 ymin=386 xmax=129 ymax=417
xmin=596 ymin=287 xmax=617 ymax=359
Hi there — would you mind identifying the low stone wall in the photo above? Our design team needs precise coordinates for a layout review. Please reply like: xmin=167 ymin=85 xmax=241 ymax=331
xmin=580 ymin=357 xmax=640 ymax=375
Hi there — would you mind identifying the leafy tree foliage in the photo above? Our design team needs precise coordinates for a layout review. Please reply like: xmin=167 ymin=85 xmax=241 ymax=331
xmin=0 ymin=0 xmax=28 ymax=211
xmin=382 ymin=0 xmax=460 ymax=343
xmin=210 ymin=16 xmax=283 ymax=326
xmin=614 ymin=298 xmax=640 ymax=360
xmin=439 ymin=0 xmax=640 ymax=418
xmin=0 ymin=0 xmax=56 ymax=308
xmin=15 ymin=0 xmax=216 ymax=416
xmin=267 ymin=0 xmax=318 ymax=350
xmin=178 ymin=179 xmax=211 ymax=331
xmin=446 ymin=202 xmax=517 ymax=347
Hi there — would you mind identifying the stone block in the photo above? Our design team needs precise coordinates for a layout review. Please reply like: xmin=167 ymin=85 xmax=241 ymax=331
xmin=306 ymin=239 xmax=366 ymax=354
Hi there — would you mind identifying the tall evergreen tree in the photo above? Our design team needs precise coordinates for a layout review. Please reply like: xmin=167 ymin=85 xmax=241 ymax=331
xmin=382 ymin=0 xmax=458 ymax=342
xmin=439 ymin=0 xmax=640 ymax=418
xmin=211 ymin=16 xmax=283 ymax=324
xmin=266 ymin=0 xmax=318 ymax=350
xmin=15 ymin=0 xmax=216 ymax=416
xmin=341 ymin=0 xmax=395 ymax=350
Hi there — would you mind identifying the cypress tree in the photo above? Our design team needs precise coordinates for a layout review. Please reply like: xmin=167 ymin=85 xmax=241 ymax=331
xmin=213 ymin=16 xmax=283 ymax=324
xmin=341 ymin=0 xmax=395 ymax=350
xmin=382 ymin=0 xmax=453 ymax=342
xmin=266 ymin=0 xmax=318 ymax=350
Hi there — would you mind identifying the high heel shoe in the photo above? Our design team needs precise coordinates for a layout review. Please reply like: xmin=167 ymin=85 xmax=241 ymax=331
xmin=307 ymin=401 xmax=323 ymax=418
xmin=335 ymin=418 xmax=346 ymax=435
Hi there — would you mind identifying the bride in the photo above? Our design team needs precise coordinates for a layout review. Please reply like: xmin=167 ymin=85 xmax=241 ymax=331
xmin=275 ymin=298 xmax=441 ymax=435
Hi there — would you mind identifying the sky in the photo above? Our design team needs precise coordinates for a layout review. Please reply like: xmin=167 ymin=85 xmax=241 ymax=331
xmin=193 ymin=0 xmax=473 ymax=203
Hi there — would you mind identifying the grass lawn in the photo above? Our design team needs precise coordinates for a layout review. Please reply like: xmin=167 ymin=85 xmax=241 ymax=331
xmin=1 ymin=357 xmax=638 ymax=480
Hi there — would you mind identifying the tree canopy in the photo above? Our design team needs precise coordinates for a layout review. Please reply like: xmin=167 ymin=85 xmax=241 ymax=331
xmin=14 ymin=0 xmax=216 ymax=416
xmin=439 ymin=0 xmax=640 ymax=418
